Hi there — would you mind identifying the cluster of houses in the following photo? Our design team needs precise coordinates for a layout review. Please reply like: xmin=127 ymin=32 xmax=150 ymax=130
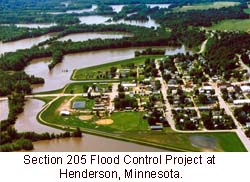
xmin=167 ymin=85 xmax=193 ymax=107
xmin=172 ymin=108 xmax=200 ymax=130
xmin=201 ymin=109 xmax=235 ymax=130
xmin=220 ymin=84 xmax=250 ymax=104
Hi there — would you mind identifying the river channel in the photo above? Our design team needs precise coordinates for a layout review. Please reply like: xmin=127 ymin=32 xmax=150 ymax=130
xmin=2 ymin=15 xmax=189 ymax=151
xmin=0 ymin=32 xmax=131 ymax=55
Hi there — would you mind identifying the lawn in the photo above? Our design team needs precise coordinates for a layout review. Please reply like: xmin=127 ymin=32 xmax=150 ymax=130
xmin=127 ymin=130 xmax=246 ymax=152
xmin=110 ymin=112 xmax=149 ymax=131
xmin=38 ymin=96 xmax=247 ymax=152
xmin=207 ymin=19 xmax=250 ymax=32
xmin=174 ymin=1 xmax=240 ymax=12
xmin=71 ymin=55 xmax=163 ymax=80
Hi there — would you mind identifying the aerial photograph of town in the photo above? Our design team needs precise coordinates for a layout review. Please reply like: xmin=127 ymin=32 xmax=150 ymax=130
xmin=0 ymin=0 xmax=250 ymax=152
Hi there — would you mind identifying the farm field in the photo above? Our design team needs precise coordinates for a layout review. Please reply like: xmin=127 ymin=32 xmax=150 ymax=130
xmin=207 ymin=19 xmax=250 ymax=32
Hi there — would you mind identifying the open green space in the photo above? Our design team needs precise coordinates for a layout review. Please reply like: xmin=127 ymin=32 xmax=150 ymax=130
xmin=208 ymin=19 xmax=250 ymax=32
xmin=71 ymin=55 xmax=163 ymax=80
xmin=38 ymin=96 xmax=246 ymax=152
xmin=128 ymin=130 xmax=246 ymax=152
xmin=110 ymin=112 xmax=149 ymax=131
xmin=174 ymin=1 xmax=240 ymax=12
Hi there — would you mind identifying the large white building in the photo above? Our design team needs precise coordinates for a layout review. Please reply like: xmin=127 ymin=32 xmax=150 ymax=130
xmin=233 ymin=99 xmax=250 ymax=105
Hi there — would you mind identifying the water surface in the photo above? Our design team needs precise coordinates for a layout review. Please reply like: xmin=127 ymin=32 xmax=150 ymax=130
xmin=0 ymin=34 xmax=53 ymax=54
xmin=58 ymin=32 xmax=132 ymax=42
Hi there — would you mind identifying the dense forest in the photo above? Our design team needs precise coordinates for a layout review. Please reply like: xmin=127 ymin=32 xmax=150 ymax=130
xmin=0 ymin=25 xmax=65 ymax=42
xmin=204 ymin=32 xmax=250 ymax=76
xmin=0 ymin=71 xmax=44 ymax=96
xmin=151 ymin=4 xmax=248 ymax=28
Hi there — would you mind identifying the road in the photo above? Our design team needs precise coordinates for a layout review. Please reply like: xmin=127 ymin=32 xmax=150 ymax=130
xmin=198 ymin=39 xmax=208 ymax=54
xmin=155 ymin=60 xmax=177 ymax=130
xmin=211 ymin=82 xmax=250 ymax=151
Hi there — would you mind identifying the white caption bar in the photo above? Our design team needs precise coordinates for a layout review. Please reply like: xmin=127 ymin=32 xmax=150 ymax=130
xmin=0 ymin=152 xmax=249 ymax=182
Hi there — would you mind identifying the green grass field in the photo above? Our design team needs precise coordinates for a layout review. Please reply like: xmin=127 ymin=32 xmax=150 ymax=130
xmin=174 ymin=1 xmax=240 ymax=12
xmin=208 ymin=19 xmax=250 ymax=32
xmin=127 ymin=130 xmax=246 ymax=152
xmin=71 ymin=55 xmax=163 ymax=80
xmin=38 ymin=96 xmax=247 ymax=152
xmin=110 ymin=112 xmax=149 ymax=131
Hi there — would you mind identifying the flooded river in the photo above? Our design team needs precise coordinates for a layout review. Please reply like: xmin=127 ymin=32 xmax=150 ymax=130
xmin=0 ymin=34 xmax=53 ymax=55
xmin=79 ymin=15 xmax=160 ymax=28
xmin=0 ymin=32 xmax=131 ymax=55
xmin=58 ymin=32 xmax=132 ymax=42
xmin=14 ymin=99 xmax=62 ymax=134
xmin=31 ymin=136 xmax=165 ymax=152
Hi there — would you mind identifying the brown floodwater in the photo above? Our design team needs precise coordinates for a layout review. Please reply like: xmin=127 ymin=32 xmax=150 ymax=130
xmin=31 ymin=136 xmax=166 ymax=152
xmin=78 ymin=15 xmax=160 ymax=28
xmin=14 ymin=99 xmax=62 ymax=134
xmin=0 ymin=34 xmax=53 ymax=55
xmin=0 ymin=100 xmax=9 ymax=121
xmin=0 ymin=32 xmax=131 ymax=55
xmin=25 ymin=46 xmax=189 ymax=93
xmin=58 ymin=32 xmax=132 ymax=42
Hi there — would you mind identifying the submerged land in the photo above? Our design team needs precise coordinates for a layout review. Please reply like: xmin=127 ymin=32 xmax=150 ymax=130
xmin=0 ymin=0 xmax=250 ymax=152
